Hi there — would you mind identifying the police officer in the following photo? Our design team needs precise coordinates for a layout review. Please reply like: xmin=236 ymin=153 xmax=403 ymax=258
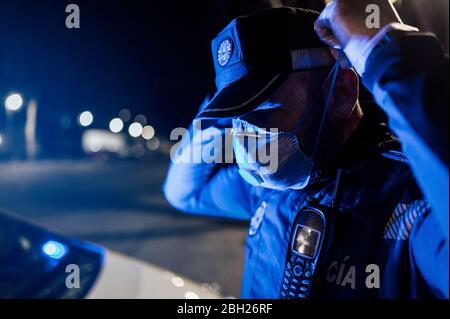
xmin=164 ymin=6 xmax=448 ymax=298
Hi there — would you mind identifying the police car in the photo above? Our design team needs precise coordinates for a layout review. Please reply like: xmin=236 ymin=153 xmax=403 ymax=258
xmin=0 ymin=209 xmax=222 ymax=299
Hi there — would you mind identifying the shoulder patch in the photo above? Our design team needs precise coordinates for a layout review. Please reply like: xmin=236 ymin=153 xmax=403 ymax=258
xmin=248 ymin=201 xmax=267 ymax=236
xmin=383 ymin=200 xmax=430 ymax=240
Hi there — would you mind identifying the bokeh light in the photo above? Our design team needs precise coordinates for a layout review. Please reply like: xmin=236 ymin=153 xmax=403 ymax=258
xmin=42 ymin=240 xmax=67 ymax=259
xmin=128 ymin=122 xmax=143 ymax=138
xmin=109 ymin=118 xmax=124 ymax=133
xmin=146 ymin=137 xmax=160 ymax=151
xmin=78 ymin=111 xmax=94 ymax=127
xmin=141 ymin=125 xmax=155 ymax=140
xmin=135 ymin=114 xmax=147 ymax=126
xmin=119 ymin=109 xmax=132 ymax=122
xmin=5 ymin=93 xmax=24 ymax=111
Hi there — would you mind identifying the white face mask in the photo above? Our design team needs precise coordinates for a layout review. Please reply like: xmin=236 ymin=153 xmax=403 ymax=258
xmin=232 ymin=119 xmax=314 ymax=190
xmin=231 ymin=54 xmax=343 ymax=190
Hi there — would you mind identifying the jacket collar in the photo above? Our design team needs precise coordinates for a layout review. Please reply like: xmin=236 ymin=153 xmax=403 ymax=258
xmin=312 ymin=103 xmax=401 ymax=185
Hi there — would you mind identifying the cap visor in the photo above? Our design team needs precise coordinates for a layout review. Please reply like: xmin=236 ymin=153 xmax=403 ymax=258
xmin=197 ymin=71 xmax=288 ymax=119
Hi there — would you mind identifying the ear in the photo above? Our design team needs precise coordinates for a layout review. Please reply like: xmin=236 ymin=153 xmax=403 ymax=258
xmin=330 ymin=68 xmax=359 ymax=121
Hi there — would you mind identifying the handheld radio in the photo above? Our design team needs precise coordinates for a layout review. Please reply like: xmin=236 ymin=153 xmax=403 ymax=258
xmin=280 ymin=169 xmax=343 ymax=299
xmin=280 ymin=204 xmax=327 ymax=299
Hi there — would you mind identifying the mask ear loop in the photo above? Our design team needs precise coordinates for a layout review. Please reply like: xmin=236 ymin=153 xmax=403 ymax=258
xmin=310 ymin=51 xmax=344 ymax=162
xmin=293 ymin=58 xmax=342 ymax=135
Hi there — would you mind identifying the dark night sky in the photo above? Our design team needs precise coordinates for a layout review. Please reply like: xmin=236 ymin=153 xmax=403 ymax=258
xmin=0 ymin=1 xmax=223 ymax=134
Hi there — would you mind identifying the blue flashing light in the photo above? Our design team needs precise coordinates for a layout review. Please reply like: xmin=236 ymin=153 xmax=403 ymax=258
xmin=42 ymin=240 xmax=67 ymax=259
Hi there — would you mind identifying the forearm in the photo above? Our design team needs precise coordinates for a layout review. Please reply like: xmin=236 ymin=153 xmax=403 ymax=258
xmin=164 ymin=121 xmax=224 ymax=212
xmin=163 ymin=120 xmax=252 ymax=220
xmin=362 ymin=27 xmax=448 ymax=163
xmin=361 ymin=28 xmax=449 ymax=236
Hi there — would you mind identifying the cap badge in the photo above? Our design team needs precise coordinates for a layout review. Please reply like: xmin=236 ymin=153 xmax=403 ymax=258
xmin=217 ymin=38 xmax=233 ymax=67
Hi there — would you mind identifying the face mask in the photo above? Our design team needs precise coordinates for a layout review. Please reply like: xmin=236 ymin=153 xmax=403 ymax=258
xmin=232 ymin=119 xmax=314 ymax=190
xmin=232 ymin=53 xmax=343 ymax=190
